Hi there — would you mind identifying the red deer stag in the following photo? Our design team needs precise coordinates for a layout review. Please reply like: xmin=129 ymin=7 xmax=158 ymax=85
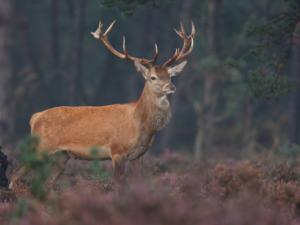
xmin=9 ymin=19 xmax=195 ymax=189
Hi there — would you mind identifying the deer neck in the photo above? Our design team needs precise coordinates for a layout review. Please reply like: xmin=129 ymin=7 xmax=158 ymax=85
xmin=134 ymin=83 xmax=171 ymax=132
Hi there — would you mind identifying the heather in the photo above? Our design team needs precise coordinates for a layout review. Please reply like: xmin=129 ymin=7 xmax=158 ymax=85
xmin=0 ymin=151 xmax=300 ymax=224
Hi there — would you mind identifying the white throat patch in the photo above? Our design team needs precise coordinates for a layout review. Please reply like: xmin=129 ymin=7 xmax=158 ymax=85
xmin=156 ymin=95 xmax=170 ymax=109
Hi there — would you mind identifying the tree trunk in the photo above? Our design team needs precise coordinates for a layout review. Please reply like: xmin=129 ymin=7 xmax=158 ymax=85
xmin=68 ymin=0 xmax=87 ymax=105
xmin=193 ymin=0 xmax=223 ymax=159
xmin=50 ymin=0 xmax=62 ymax=103
xmin=288 ymin=21 xmax=300 ymax=144
xmin=0 ymin=0 xmax=14 ymax=145
xmin=207 ymin=0 xmax=222 ymax=55
xmin=194 ymin=74 xmax=217 ymax=159
xmin=243 ymin=100 xmax=256 ymax=154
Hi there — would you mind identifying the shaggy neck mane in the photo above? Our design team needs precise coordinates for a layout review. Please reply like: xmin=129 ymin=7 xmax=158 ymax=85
xmin=134 ymin=83 xmax=171 ymax=132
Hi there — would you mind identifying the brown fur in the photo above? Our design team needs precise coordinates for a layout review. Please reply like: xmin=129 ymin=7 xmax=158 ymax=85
xmin=31 ymin=82 xmax=170 ymax=161
xmin=9 ymin=24 xmax=191 ymax=188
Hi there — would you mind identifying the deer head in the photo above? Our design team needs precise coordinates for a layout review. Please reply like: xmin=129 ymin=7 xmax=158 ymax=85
xmin=91 ymin=20 xmax=195 ymax=96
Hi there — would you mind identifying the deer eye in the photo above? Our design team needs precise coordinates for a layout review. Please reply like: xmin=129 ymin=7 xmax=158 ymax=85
xmin=150 ymin=76 xmax=157 ymax=81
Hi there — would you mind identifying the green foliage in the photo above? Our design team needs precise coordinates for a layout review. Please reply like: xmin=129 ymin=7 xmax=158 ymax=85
xmin=89 ymin=148 xmax=110 ymax=179
xmin=12 ymin=198 xmax=28 ymax=220
xmin=198 ymin=55 xmax=220 ymax=72
xmin=248 ymin=69 xmax=290 ymax=98
xmin=101 ymin=0 xmax=158 ymax=15
xmin=17 ymin=136 xmax=52 ymax=199
xmin=195 ymin=56 xmax=249 ymax=118
xmin=246 ymin=0 xmax=300 ymax=98
xmin=278 ymin=143 xmax=300 ymax=159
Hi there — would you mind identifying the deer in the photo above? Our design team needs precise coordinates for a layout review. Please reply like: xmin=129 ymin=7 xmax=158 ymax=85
xmin=9 ymin=19 xmax=195 ymax=190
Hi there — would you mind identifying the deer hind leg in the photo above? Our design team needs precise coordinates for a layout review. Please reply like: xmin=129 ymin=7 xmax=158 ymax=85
xmin=46 ymin=151 xmax=70 ymax=189
xmin=112 ymin=154 xmax=127 ymax=186
xmin=9 ymin=166 xmax=30 ymax=190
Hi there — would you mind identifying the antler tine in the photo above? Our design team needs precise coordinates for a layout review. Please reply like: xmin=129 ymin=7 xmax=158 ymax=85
xmin=179 ymin=37 xmax=194 ymax=58
xmin=122 ymin=36 xmax=127 ymax=53
xmin=163 ymin=48 xmax=180 ymax=66
xmin=174 ymin=21 xmax=189 ymax=39
xmin=190 ymin=21 xmax=196 ymax=38
xmin=92 ymin=19 xmax=160 ymax=65
xmin=104 ymin=20 xmax=116 ymax=36
xmin=151 ymin=43 xmax=159 ymax=64
xmin=155 ymin=43 xmax=158 ymax=54
xmin=174 ymin=28 xmax=185 ymax=39
xmin=163 ymin=21 xmax=195 ymax=66
xmin=180 ymin=21 xmax=186 ymax=34
xmin=91 ymin=21 xmax=103 ymax=39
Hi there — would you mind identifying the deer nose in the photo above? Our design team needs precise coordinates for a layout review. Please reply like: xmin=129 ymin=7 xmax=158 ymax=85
xmin=163 ymin=83 xmax=176 ymax=94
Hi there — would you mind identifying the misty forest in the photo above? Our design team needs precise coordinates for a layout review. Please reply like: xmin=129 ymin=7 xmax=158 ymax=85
xmin=0 ymin=0 xmax=300 ymax=224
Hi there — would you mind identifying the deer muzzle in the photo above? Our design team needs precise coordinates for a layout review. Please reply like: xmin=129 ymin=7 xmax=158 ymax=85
xmin=163 ymin=83 xmax=176 ymax=94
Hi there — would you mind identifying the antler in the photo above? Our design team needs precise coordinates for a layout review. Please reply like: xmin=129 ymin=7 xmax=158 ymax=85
xmin=163 ymin=22 xmax=195 ymax=66
xmin=91 ymin=20 xmax=158 ymax=66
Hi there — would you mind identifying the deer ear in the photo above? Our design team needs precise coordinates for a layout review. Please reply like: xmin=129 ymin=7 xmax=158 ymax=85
xmin=168 ymin=61 xmax=187 ymax=77
xmin=134 ymin=60 xmax=149 ymax=79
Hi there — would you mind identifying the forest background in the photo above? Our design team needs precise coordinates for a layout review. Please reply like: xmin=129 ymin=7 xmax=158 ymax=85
xmin=0 ymin=0 xmax=299 ymax=160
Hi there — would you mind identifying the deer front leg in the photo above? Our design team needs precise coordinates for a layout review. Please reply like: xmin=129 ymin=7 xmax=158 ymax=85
xmin=46 ymin=151 xmax=70 ymax=189
xmin=129 ymin=136 xmax=154 ymax=177
xmin=9 ymin=166 xmax=30 ymax=190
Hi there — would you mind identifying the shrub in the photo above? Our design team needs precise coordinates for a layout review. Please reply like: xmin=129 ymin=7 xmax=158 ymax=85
xmin=3 ymin=150 xmax=300 ymax=224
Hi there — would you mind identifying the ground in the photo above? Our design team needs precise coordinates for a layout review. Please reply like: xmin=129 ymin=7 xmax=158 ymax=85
xmin=0 ymin=150 xmax=300 ymax=225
